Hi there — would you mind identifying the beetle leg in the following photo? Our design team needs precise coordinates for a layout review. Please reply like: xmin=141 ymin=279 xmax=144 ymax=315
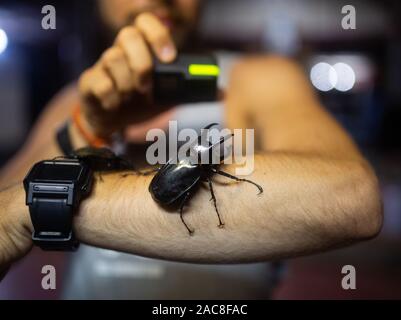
xmin=207 ymin=178 xmax=225 ymax=229
xmin=121 ymin=167 xmax=160 ymax=178
xmin=212 ymin=169 xmax=264 ymax=195
xmin=121 ymin=172 xmax=135 ymax=178
xmin=139 ymin=167 xmax=161 ymax=176
xmin=119 ymin=157 xmax=135 ymax=170
xmin=179 ymin=192 xmax=195 ymax=236
xmin=121 ymin=171 xmax=135 ymax=178
xmin=97 ymin=172 xmax=104 ymax=183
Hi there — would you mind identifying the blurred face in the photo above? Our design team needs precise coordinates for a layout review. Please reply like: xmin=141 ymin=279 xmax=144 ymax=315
xmin=99 ymin=0 xmax=200 ymax=44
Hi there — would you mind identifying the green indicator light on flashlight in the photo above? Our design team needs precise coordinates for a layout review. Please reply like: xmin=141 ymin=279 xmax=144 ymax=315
xmin=188 ymin=64 xmax=220 ymax=77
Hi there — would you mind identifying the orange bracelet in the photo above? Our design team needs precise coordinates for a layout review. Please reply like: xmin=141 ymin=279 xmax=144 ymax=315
xmin=72 ymin=104 xmax=109 ymax=148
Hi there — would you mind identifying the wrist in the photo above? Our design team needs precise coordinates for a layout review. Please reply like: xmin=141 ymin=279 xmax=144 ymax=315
xmin=72 ymin=104 xmax=111 ymax=148
xmin=0 ymin=184 xmax=33 ymax=266
xmin=69 ymin=119 xmax=92 ymax=150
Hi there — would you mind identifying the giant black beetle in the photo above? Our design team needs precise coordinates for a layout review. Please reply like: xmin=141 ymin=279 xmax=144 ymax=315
xmin=149 ymin=124 xmax=263 ymax=235
xmin=54 ymin=147 xmax=135 ymax=178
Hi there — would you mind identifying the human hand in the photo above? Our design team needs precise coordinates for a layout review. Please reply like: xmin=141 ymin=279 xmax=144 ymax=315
xmin=78 ymin=12 xmax=177 ymax=139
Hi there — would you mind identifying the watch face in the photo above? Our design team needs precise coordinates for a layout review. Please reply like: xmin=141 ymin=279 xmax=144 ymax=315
xmin=30 ymin=161 xmax=84 ymax=182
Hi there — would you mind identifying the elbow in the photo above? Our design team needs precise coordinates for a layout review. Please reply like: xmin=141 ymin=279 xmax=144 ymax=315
xmin=345 ymin=161 xmax=383 ymax=241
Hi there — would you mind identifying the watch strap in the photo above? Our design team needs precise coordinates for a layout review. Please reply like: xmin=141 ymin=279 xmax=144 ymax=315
xmin=29 ymin=197 xmax=79 ymax=251
xmin=56 ymin=122 xmax=75 ymax=156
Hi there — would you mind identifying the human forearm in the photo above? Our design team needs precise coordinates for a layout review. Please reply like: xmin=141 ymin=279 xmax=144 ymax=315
xmin=0 ymin=150 xmax=381 ymax=269
xmin=74 ymin=153 xmax=381 ymax=263
xmin=0 ymin=184 xmax=32 ymax=270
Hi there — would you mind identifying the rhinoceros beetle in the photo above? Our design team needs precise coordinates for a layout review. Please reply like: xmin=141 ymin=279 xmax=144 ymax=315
xmin=54 ymin=147 xmax=135 ymax=179
xmin=149 ymin=124 xmax=263 ymax=235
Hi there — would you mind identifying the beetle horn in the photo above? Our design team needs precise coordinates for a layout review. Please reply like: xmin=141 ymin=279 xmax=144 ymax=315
xmin=200 ymin=123 xmax=219 ymax=145
xmin=209 ymin=134 xmax=234 ymax=151
xmin=207 ymin=134 xmax=234 ymax=163
xmin=203 ymin=123 xmax=219 ymax=130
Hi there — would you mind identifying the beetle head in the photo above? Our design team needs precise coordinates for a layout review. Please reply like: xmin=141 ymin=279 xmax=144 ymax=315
xmin=190 ymin=132 xmax=233 ymax=166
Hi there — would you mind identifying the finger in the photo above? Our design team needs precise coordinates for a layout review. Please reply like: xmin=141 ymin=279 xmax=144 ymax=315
xmin=79 ymin=66 xmax=120 ymax=110
xmin=135 ymin=12 xmax=177 ymax=63
xmin=116 ymin=26 xmax=153 ymax=93
xmin=101 ymin=47 xmax=135 ymax=93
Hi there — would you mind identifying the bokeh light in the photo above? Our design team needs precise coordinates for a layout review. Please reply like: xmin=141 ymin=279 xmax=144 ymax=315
xmin=0 ymin=28 xmax=8 ymax=55
xmin=310 ymin=62 xmax=337 ymax=92
xmin=333 ymin=62 xmax=356 ymax=92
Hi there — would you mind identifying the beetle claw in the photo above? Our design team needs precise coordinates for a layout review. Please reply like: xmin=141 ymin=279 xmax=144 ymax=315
xmin=218 ymin=223 xmax=225 ymax=229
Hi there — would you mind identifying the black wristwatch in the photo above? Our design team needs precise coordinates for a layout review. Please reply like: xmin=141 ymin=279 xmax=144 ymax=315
xmin=23 ymin=159 xmax=93 ymax=251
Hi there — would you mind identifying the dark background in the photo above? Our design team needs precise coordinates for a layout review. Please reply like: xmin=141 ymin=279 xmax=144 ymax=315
xmin=0 ymin=0 xmax=400 ymax=299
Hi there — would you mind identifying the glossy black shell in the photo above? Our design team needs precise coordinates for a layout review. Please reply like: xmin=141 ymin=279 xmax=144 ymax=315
xmin=73 ymin=147 xmax=133 ymax=172
xmin=149 ymin=158 xmax=202 ymax=205
xmin=149 ymin=123 xmax=230 ymax=205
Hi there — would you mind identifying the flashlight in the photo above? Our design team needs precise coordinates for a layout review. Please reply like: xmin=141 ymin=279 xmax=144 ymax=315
xmin=153 ymin=54 xmax=219 ymax=105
